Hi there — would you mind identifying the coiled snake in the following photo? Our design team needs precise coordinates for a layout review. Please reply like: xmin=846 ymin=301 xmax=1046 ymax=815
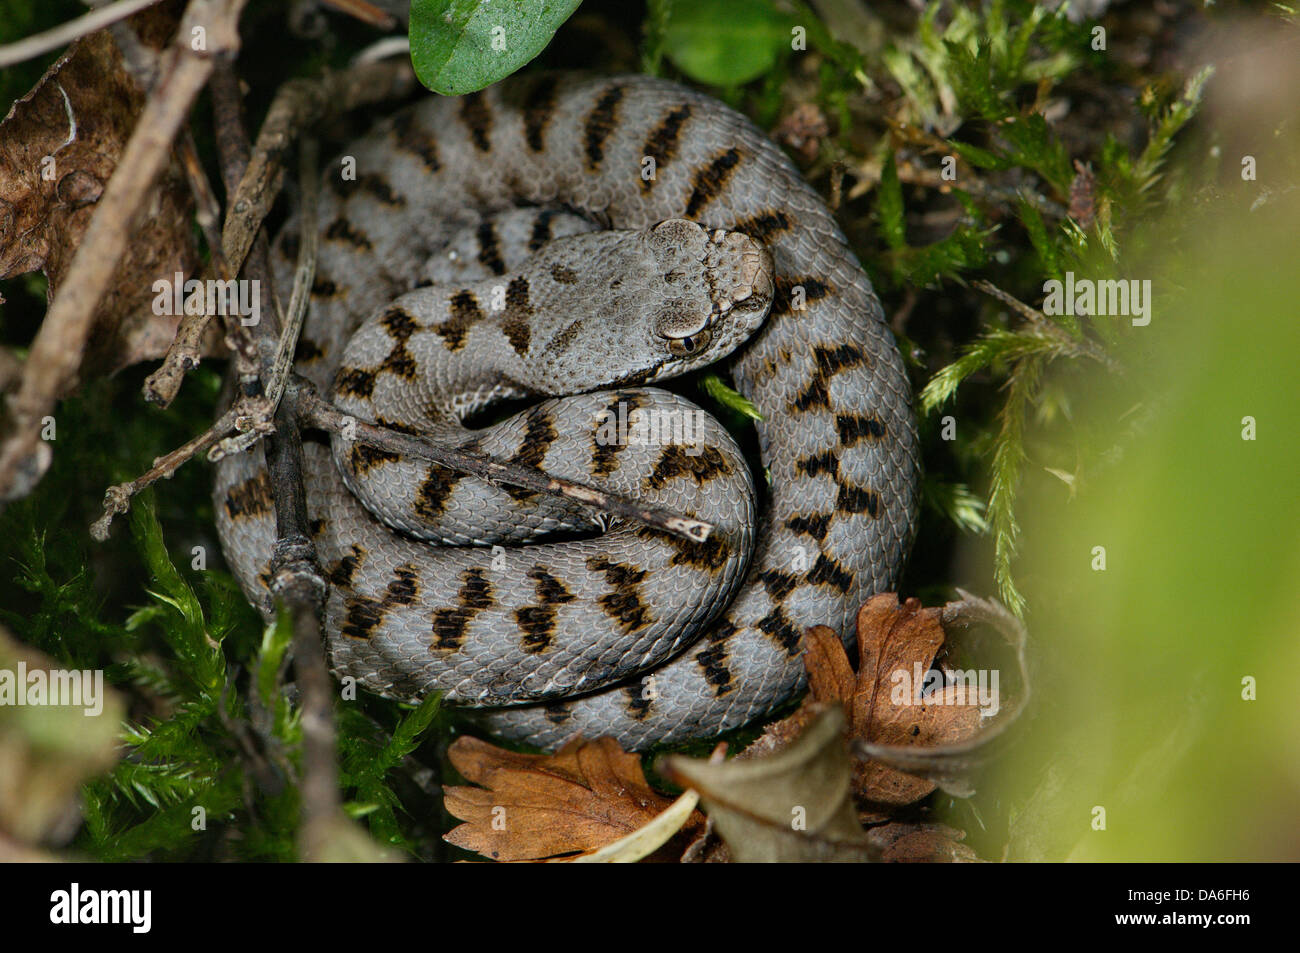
xmin=214 ymin=73 xmax=920 ymax=751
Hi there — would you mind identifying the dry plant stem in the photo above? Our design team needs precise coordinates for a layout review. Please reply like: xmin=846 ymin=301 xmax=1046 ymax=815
xmin=971 ymin=279 xmax=1119 ymax=370
xmin=206 ymin=136 xmax=320 ymax=461
xmin=262 ymin=392 xmax=338 ymax=858
xmin=208 ymin=60 xmax=262 ymax=378
xmin=221 ymin=59 xmax=414 ymax=276
xmin=290 ymin=602 xmax=339 ymax=859
xmin=176 ymin=129 xmax=232 ymax=294
xmin=318 ymin=0 xmax=398 ymax=29
xmin=265 ymin=315 xmax=338 ymax=864
xmin=89 ymin=407 xmax=239 ymax=540
xmin=0 ymin=0 xmax=250 ymax=501
xmin=263 ymin=400 xmax=337 ymax=857
xmin=265 ymin=138 xmax=319 ymax=410
xmin=212 ymin=65 xmax=338 ymax=857
xmin=290 ymin=378 xmax=716 ymax=543
xmin=90 ymin=394 xmax=277 ymax=537
xmin=849 ymin=145 xmax=1070 ymax=220
xmin=142 ymin=131 xmax=236 ymax=407
xmin=0 ymin=0 xmax=166 ymax=68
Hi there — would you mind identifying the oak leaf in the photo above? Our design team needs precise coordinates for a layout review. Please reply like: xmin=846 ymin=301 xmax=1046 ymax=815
xmin=443 ymin=735 xmax=702 ymax=862
xmin=765 ymin=594 xmax=993 ymax=806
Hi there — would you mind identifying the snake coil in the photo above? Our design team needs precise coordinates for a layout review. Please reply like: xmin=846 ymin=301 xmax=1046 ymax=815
xmin=215 ymin=73 xmax=920 ymax=751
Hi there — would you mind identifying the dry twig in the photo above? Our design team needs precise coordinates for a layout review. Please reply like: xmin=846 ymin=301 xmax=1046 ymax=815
xmin=318 ymin=0 xmax=398 ymax=29
xmin=0 ymin=0 xmax=166 ymax=68
xmin=141 ymin=130 xmax=236 ymax=407
xmin=971 ymin=279 xmax=1119 ymax=370
xmin=290 ymin=378 xmax=715 ymax=543
xmin=220 ymin=59 xmax=415 ymax=279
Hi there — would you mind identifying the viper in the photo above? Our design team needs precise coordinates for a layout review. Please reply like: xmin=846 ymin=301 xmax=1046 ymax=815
xmin=214 ymin=73 xmax=920 ymax=751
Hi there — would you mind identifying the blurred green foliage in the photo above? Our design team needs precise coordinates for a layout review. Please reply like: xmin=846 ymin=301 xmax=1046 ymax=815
xmin=1000 ymin=189 xmax=1300 ymax=861
xmin=656 ymin=0 xmax=798 ymax=87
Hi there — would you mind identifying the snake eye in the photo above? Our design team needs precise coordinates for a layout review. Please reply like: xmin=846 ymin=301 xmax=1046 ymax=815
xmin=666 ymin=326 xmax=712 ymax=357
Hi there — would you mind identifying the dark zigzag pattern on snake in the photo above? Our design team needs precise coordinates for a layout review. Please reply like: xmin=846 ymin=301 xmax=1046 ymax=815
xmin=213 ymin=73 xmax=920 ymax=751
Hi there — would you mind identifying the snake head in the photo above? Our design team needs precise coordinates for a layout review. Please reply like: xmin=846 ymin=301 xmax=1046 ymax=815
xmin=643 ymin=218 xmax=774 ymax=375
xmin=529 ymin=218 xmax=774 ymax=391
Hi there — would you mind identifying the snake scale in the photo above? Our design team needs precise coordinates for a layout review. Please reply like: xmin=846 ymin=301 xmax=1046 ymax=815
xmin=214 ymin=73 xmax=920 ymax=751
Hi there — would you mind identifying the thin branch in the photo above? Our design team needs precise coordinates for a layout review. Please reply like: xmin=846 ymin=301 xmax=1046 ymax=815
xmin=290 ymin=603 xmax=339 ymax=860
xmin=142 ymin=130 xmax=235 ymax=407
xmin=90 ymin=407 xmax=242 ymax=540
xmin=290 ymin=378 xmax=716 ymax=544
xmin=971 ymin=279 xmax=1119 ymax=370
xmin=0 ymin=0 xmax=165 ymax=68
xmin=203 ymin=137 xmax=319 ymax=462
xmin=208 ymin=60 xmax=262 ymax=378
xmin=319 ymin=0 xmax=398 ymax=29
xmin=220 ymin=59 xmax=414 ymax=277
xmin=0 ymin=0 xmax=250 ymax=501
xmin=849 ymin=148 xmax=1071 ymax=220
xmin=206 ymin=62 xmax=339 ymax=861
xmin=176 ymin=129 xmax=232 ymax=287
xmin=265 ymin=138 xmax=318 ymax=411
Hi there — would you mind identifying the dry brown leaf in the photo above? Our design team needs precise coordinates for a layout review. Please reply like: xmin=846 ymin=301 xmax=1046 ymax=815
xmin=827 ymin=596 xmax=984 ymax=804
xmin=663 ymin=705 xmax=874 ymax=863
xmin=0 ymin=21 xmax=200 ymax=380
xmin=866 ymin=821 xmax=983 ymax=863
xmin=443 ymin=735 xmax=702 ymax=862
xmin=759 ymin=595 xmax=990 ymax=807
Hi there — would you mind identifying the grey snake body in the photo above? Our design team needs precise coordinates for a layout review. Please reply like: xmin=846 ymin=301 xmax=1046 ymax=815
xmin=214 ymin=73 xmax=920 ymax=751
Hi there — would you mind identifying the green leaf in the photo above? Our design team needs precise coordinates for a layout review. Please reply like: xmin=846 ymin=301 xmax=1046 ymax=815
xmin=700 ymin=373 xmax=764 ymax=421
xmin=946 ymin=38 xmax=1005 ymax=120
xmin=257 ymin=608 xmax=294 ymax=712
xmin=988 ymin=354 xmax=1046 ymax=618
xmin=661 ymin=0 xmax=795 ymax=86
xmin=877 ymin=152 xmax=906 ymax=251
xmin=409 ymin=0 xmax=582 ymax=95
xmin=919 ymin=329 xmax=1055 ymax=414
xmin=996 ymin=113 xmax=1074 ymax=195
xmin=1016 ymin=196 xmax=1060 ymax=280
xmin=1131 ymin=66 xmax=1213 ymax=197
xmin=948 ymin=140 xmax=1008 ymax=171
xmin=641 ymin=0 xmax=673 ymax=75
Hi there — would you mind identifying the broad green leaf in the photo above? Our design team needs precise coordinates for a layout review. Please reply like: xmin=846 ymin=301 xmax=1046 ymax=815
xmin=409 ymin=0 xmax=582 ymax=96
xmin=661 ymin=0 xmax=795 ymax=86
